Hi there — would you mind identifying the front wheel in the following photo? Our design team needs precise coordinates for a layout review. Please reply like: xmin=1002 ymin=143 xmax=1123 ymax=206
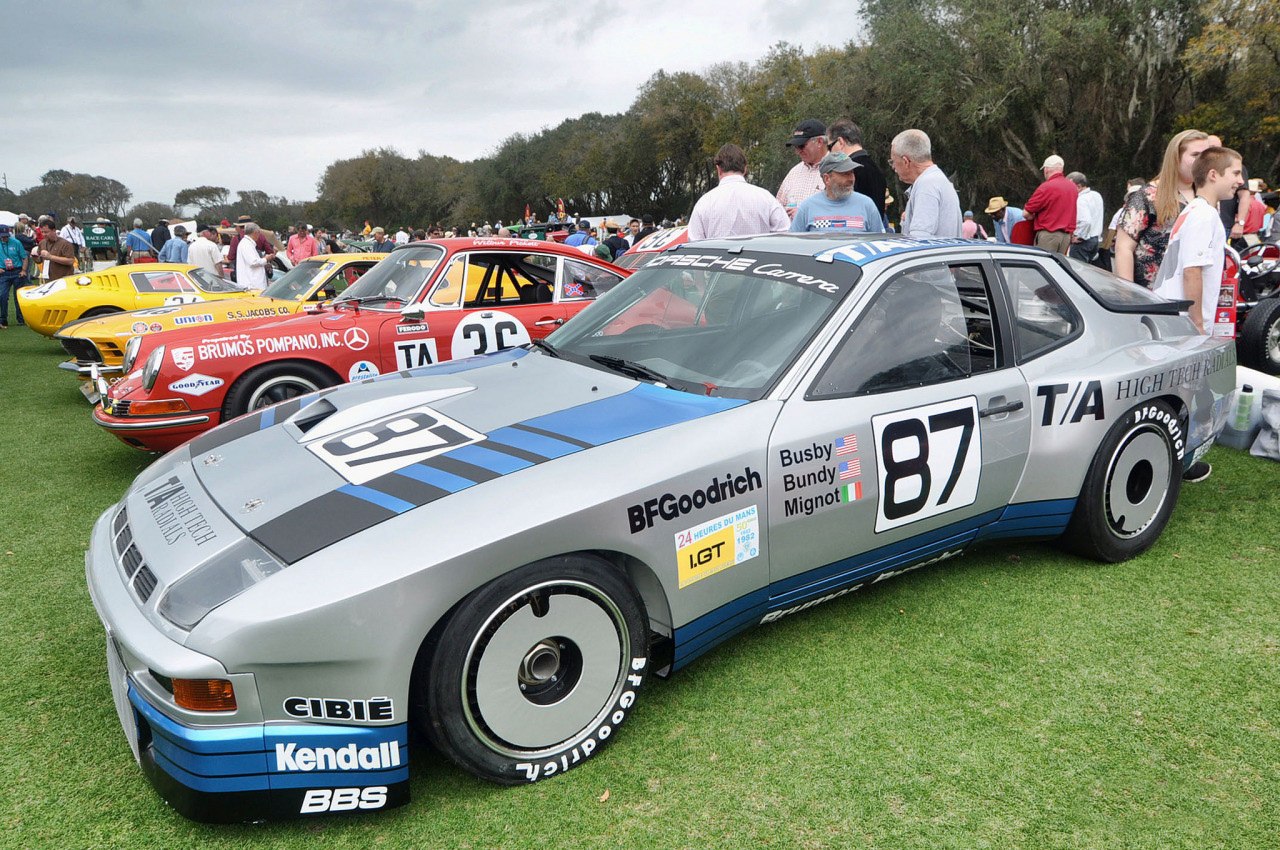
xmin=1238 ymin=298 xmax=1280 ymax=374
xmin=1062 ymin=400 xmax=1183 ymax=562
xmin=420 ymin=556 xmax=649 ymax=784
xmin=221 ymin=361 xmax=335 ymax=419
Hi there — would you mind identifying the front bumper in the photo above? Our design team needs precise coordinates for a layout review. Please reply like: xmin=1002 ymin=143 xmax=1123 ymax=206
xmin=86 ymin=506 xmax=411 ymax=822
xmin=92 ymin=404 xmax=214 ymax=453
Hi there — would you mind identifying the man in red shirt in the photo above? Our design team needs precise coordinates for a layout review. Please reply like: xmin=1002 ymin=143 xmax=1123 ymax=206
xmin=1023 ymin=154 xmax=1078 ymax=255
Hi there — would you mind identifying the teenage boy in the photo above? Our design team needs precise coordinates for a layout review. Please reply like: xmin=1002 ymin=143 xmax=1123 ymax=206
xmin=1152 ymin=145 xmax=1242 ymax=485
xmin=1153 ymin=145 xmax=1244 ymax=335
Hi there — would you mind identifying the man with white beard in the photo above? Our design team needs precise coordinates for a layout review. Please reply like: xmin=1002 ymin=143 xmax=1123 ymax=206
xmin=790 ymin=152 xmax=885 ymax=233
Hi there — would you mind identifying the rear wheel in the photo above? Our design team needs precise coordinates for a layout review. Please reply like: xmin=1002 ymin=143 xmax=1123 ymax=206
xmin=1063 ymin=400 xmax=1183 ymax=562
xmin=1238 ymin=298 xmax=1280 ymax=374
xmin=221 ymin=362 xmax=335 ymax=419
xmin=420 ymin=556 xmax=649 ymax=784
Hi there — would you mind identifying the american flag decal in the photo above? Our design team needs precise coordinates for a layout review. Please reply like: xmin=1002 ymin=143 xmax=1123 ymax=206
xmin=834 ymin=434 xmax=858 ymax=455
xmin=839 ymin=459 xmax=861 ymax=480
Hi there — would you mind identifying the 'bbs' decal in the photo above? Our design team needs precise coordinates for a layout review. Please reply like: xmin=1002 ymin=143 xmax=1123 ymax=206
xmin=305 ymin=404 xmax=484 ymax=484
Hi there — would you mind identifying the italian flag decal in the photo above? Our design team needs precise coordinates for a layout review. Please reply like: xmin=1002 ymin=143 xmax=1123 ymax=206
xmin=840 ymin=482 xmax=862 ymax=502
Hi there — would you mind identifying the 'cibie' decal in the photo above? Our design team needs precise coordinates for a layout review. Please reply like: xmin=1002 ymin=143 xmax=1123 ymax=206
xmin=1036 ymin=380 xmax=1104 ymax=426
xmin=871 ymin=397 xmax=981 ymax=533
xmin=305 ymin=404 xmax=484 ymax=485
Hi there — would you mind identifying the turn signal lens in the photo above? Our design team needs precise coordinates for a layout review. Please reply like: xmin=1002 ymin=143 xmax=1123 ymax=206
xmin=128 ymin=399 xmax=191 ymax=415
xmin=173 ymin=678 xmax=237 ymax=712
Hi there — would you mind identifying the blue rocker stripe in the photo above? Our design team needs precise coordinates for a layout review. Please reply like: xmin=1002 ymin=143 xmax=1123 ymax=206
xmin=524 ymin=383 xmax=745 ymax=446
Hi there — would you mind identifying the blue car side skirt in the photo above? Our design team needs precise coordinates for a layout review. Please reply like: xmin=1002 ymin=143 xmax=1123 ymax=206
xmin=671 ymin=498 xmax=1076 ymax=670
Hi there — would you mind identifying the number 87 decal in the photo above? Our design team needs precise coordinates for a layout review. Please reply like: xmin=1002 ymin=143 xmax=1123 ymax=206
xmin=871 ymin=397 xmax=981 ymax=532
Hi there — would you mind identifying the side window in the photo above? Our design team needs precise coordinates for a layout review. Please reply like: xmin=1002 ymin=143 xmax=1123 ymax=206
xmin=810 ymin=264 xmax=1001 ymax=398
xmin=428 ymin=256 xmax=468 ymax=308
xmin=560 ymin=258 xmax=623 ymax=300
xmin=130 ymin=271 xmax=193 ymax=293
xmin=461 ymin=255 xmax=527 ymax=307
xmin=998 ymin=263 xmax=1081 ymax=361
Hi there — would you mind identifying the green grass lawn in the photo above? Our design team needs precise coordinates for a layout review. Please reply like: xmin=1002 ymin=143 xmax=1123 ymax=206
xmin=1 ymin=327 xmax=1276 ymax=849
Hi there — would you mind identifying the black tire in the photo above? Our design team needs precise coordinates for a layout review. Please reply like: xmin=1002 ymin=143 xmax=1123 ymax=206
xmin=221 ymin=361 xmax=335 ymax=419
xmin=1238 ymin=298 xmax=1280 ymax=374
xmin=1063 ymin=400 xmax=1184 ymax=562
xmin=79 ymin=306 xmax=123 ymax=319
xmin=420 ymin=555 xmax=649 ymax=784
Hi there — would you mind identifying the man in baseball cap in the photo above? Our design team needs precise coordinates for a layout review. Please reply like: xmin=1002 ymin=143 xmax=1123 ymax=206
xmin=777 ymin=119 xmax=829 ymax=216
xmin=1023 ymin=154 xmax=1077 ymax=254
xmin=790 ymin=151 xmax=885 ymax=233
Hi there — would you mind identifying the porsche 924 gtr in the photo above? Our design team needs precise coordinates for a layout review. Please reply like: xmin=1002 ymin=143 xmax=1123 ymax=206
xmin=91 ymin=238 xmax=629 ymax=452
xmin=85 ymin=234 xmax=1233 ymax=822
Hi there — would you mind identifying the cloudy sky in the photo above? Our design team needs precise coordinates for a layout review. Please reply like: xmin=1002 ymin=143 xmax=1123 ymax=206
xmin=3 ymin=1 xmax=849 ymax=208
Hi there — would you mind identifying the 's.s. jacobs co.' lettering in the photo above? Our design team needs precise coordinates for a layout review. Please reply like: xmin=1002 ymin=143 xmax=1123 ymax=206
xmin=626 ymin=468 xmax=761 ymax=533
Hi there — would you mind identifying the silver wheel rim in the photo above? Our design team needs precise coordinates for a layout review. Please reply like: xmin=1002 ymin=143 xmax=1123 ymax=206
xmin=246 ymin=374 xmax=321 ymax=410
xmin=1266 ymin=317 xmax=1280 ymax=365
xmin=463 ymin=579 xmax=628 ymax=756
xmin=1103 ymin=426 xmax=1172 ymax=538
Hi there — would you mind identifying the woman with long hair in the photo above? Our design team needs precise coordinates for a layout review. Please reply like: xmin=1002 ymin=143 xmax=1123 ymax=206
xmin=1114 ymin=129 xmax=1212 ymax=287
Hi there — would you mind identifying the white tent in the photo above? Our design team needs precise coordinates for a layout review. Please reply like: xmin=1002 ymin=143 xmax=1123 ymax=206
xmin=0 ymin=211 xmax=18 ymax=227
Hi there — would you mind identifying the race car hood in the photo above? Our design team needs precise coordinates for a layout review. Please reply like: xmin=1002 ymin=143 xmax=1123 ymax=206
xmin=57 ymin=295 xmax=288 ymax=341
xmin=182 ymin=347 xmax=746 ymax=565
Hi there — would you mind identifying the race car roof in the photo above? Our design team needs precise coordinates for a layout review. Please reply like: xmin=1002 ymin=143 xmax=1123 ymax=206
xmin=681 ymin=233 xmax=1047 ymax=267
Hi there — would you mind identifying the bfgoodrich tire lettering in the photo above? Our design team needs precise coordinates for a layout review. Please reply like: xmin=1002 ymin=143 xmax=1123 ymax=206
xmin=1063 ymin=399 xmax=1183 ymax=562
xmin=420 ymin=555 xmax=649 ymax=784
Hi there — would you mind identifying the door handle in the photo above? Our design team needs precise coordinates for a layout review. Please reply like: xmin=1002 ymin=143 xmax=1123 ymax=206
xmin=534 ymin=318 xmax=564 ymax=327
xmin=979 ymin=400 xmax=1024 ymax=418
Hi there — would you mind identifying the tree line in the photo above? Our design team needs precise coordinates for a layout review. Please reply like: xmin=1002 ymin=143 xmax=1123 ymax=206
xmin=6 ymin=0 xmax=1277 ymax=232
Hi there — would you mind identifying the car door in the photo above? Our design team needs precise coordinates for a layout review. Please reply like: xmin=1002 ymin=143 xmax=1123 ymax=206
xmin=764 ymin=257 xmax=1032 ymax=607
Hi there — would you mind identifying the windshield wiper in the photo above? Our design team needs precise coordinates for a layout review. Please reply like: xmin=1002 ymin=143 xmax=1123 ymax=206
xmin=528 ymin=338 xmax=559 ymax=358
xmin=588 ymin=354 xmax=670 ymax=386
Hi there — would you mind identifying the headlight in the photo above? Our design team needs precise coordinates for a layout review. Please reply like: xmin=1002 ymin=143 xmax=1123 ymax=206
xmin=142 ymin=345 xmax=166 ymax=391
xmin=158 ymin=538 xmax=286 ymax=629
xmin=121 ymin=335 xmax=143 ymax=373
xmin=76 ymin=275 xmax=93 ymax=286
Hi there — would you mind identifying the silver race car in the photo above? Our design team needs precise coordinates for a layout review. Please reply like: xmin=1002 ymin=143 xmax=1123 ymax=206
xmin=85 ymin=234 xmax=1234 ymax=821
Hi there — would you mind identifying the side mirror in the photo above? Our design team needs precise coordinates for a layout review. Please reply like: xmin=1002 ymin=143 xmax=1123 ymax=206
xmin=401 ymin=304 xmax=425 ymax=322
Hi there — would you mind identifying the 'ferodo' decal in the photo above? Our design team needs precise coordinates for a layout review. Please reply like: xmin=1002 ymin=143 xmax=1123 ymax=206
xmin=451 ymin=311 xmax=531 ymax=358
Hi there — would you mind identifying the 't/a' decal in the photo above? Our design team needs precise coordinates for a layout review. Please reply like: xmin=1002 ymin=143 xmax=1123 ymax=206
xmin=1036 ymin=381 xmax=1104 ymax=426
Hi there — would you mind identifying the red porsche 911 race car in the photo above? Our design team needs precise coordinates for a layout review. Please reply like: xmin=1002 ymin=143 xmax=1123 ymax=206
xmin=94 ymin=239 xmax=629 ymax=452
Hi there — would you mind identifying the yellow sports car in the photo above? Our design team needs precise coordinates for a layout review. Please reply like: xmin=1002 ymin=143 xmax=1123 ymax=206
xmin=17 ymin=263 xmax=259 ymax=338
xmin=53 ymin=254 xmax=383 ymax=384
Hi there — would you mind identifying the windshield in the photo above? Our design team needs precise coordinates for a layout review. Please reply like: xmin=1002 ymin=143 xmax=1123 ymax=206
xmin=545 ymin=251 xmax=856 ymax=400
xmin=260 ymin=260 xmax=336 ymax=301
xmin=334 ymin=245 xmax=445 ymax=307
xmin=190 ymin=267 xmax=249 ymax=293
